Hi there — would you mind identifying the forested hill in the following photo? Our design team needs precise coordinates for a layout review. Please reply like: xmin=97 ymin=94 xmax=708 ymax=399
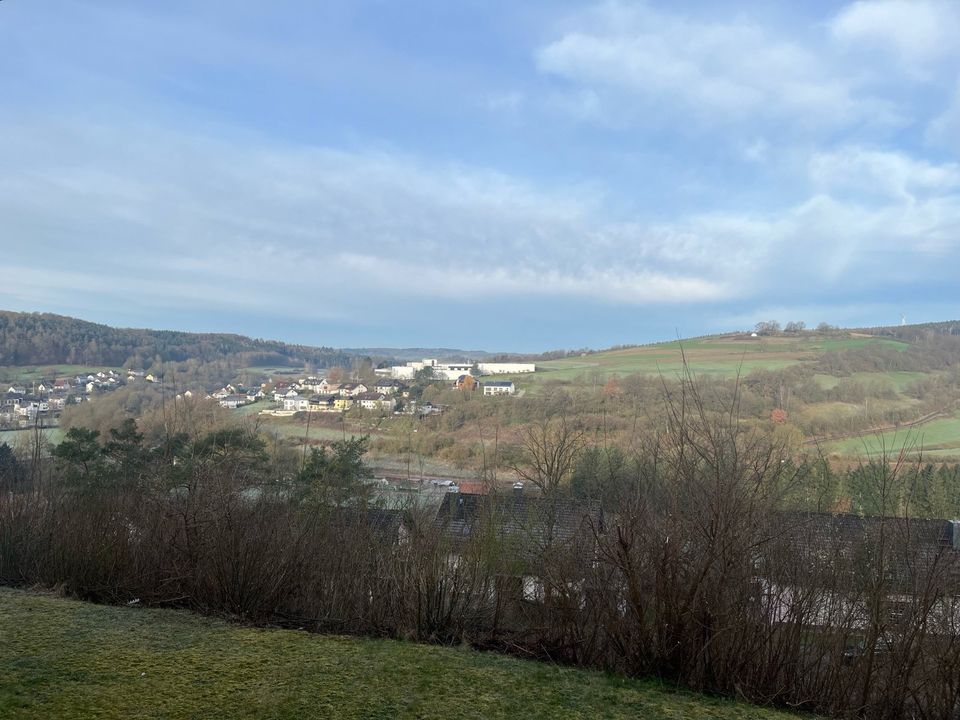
xmin=0 ymin=311 xmax=353 ymax=368
xmin=853 ymin=320 xmax=960 ymax=341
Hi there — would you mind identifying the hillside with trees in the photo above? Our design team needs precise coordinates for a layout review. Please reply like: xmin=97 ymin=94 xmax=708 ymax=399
xmin=0 ymin=310 xmax=353 ymax=369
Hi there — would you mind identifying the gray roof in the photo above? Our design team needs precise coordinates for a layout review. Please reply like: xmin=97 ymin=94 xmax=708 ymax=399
xmin=436 ymin=492 xmax=602 ymax=556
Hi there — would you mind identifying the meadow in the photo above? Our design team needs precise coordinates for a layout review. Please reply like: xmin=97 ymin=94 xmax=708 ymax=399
xmin=826 ymin=411 xmax=960 ymax=459
xmin=0 ymin=588 xmax=804 ymax=720
xmin=511 ymin=335 xmax=911 ymax=389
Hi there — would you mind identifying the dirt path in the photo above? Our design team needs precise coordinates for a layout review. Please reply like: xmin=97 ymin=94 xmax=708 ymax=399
xmin=802 ymin=405 xmax=956 ymax=447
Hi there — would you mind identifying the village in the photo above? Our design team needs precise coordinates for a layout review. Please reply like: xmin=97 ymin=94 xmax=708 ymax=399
xmin=0 ymin=358 xmax=533 ymax=430
xmin=211 ymin=358 xmax=532 ymax=417
xmin=0 ymin=369 xmax=159 ymax=428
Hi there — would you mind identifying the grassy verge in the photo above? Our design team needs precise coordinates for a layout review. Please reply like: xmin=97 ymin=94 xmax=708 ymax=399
xmin=0 ymin=588 xmax=806 ymax=719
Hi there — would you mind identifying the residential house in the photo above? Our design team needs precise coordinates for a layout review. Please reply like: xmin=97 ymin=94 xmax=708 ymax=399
xmin=274 ymin=387 xmax=301 ymax=403
xmin=283 ymin=396 xmax=311 ymax=412
xmin=482 ymin=381 xmax=515 ymax=396
xmin=436 ymin=491 xmax=603 ymax=606
xmin=356 ymin=392 xmax=397 ymax=412
xmin=455 ymin=375 xmax=477 ymax=391
xmin=297 ymin=377 xmax=328 ymax=394
xmin=212 ymin=386 xmax=234 ymax=400
xmin=219 ymin=394 xmax=249 ymax=410
xmin=1 ymin=393 xmax=24 ymax=408
xmin=309 ymin=394 xmax=337 ymax=412
xmin=754 ymin=512 xmax=960 ymax=638
xmin=374 ymin=378 xmax=403 ymax=395
xmin=16 ymin=398 xmax=50 ymax=417
xmin=339 ymin=383 xmax=368 ymax=397
xmin=334 ymin=396 xmax=354 ymax=411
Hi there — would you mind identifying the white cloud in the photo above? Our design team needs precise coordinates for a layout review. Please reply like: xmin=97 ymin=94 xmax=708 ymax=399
xmin=338 ymin=253 xmax=729 ymax=304
xmin=4 ymin=121 xmax=960 ymax=332
xmin=535 ymin=2 xmax=871 ymax=128
xmin=808 ymin=146 xmax=960 ymax=201
xmin=0 ymin=118 xmax=737 ymax=317
xmin=831 ymin=1 xmax=960 ymax=68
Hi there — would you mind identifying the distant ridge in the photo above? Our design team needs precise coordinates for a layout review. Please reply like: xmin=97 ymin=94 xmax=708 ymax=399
xmin=0 ymin=310 xmax=350 ymax=368
xmin=341 ymin=347 xmax=498 ymax=362
xmin=0 ymin=310 xmax=498 ymax=369
xmin=855 ymin=320 xmax=960 ymax=340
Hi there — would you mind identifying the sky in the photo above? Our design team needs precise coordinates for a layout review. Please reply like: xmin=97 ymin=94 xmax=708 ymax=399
xmin=2 ymin=0 xmax=960 ymax=352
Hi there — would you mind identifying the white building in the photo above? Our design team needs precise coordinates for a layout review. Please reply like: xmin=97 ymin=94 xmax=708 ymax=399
xmin=387 ymin=359 xmax=535 ymax=380
xmin=219 ymin=395 xmax=248 ymax=410
xmin=477 ymin=362 xmax=536 ymax=375
xmin=356 ymin=392 xmax=397 ymax=411
xmin=482 ymin=381 xmax=515 ymax=396
xmin=283 ymin=396 xmax=311 ymax=412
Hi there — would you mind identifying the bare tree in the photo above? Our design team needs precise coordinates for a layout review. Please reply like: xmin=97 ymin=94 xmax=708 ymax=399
xmin=508 ymin=415 xmax=586 ymax=496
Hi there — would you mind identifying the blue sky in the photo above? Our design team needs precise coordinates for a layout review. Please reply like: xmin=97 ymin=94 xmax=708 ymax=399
xmin=2 ymin=1 xmax=959 ymax=351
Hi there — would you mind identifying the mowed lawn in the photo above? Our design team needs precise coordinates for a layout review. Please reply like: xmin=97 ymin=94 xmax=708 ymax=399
xmin=513 ymin=335 xmax=911 ymax=389
xmin=0 ymin=588 xmax=806 ymax=720
xmin=827 ymin=411 xmax=960 ymax=458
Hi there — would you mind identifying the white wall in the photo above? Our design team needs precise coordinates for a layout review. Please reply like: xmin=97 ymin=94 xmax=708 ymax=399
xmin=477 ymin=363 xmax=535 ymax=374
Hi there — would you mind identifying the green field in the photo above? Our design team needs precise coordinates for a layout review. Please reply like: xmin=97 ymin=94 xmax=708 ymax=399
xmin=0 ymin=588 xmax=803 ymax=720
xmin=508 ymin=335 xmax=912 ymax=389
xmin=826 ymin=411 xmax=960 ymax=458
xmin=814 ymin=371 xmax=929 ymax=392
xmin=0 ymin=426 xmax=64 ymax=447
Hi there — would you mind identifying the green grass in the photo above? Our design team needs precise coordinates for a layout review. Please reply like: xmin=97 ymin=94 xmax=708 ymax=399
xmin=827 ymin=411 xmax=960 ymax=458
xmin=234 ymin=400 xmax=271 ymax=416
xmin=849 ymin=371 xmax=929 ymax=392
xmin=511 ymin=334 xmax=912 ymax=390
xmin=0 ymin=426 xmax=64 ymax=447
xmin=0 ymin=588 xmax=805 ymax=720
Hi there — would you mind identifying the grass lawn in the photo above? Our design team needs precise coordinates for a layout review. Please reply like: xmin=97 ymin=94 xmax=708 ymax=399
xmin=0 ymin=588 xmax=806 ymax=720
xmin=827 ymin=411 xmax=960 ymax=458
